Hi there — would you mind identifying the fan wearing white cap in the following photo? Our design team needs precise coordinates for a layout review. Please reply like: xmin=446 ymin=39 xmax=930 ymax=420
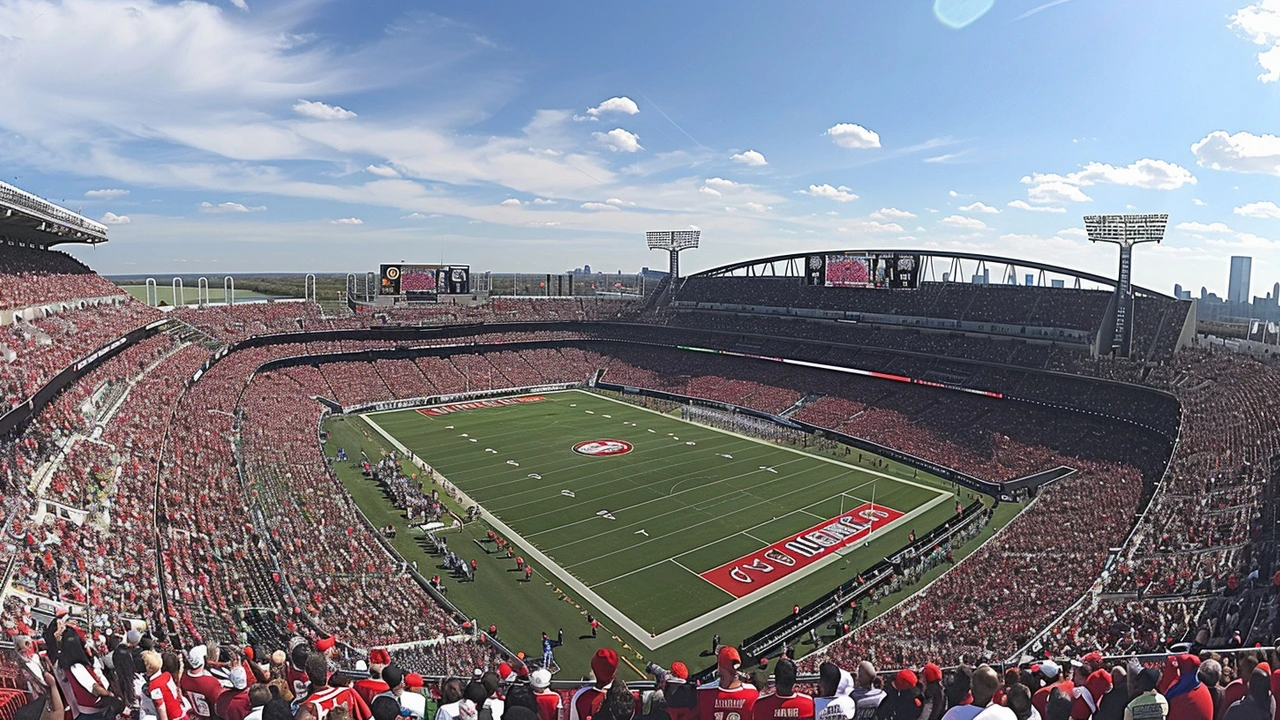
xmin=180 ymin=646 xmax=226 ymax=720
xmin=216 ymin=666 xmax=251 ymax=720
xmin=531 ymin=669 xmax=562 ymax=720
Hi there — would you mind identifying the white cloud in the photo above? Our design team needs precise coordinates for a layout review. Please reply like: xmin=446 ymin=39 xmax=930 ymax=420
xmin=586 ymin=96 xmax=639 ymax=117
xmin=1019 ymin=158 xmax=1196 ymax=206
xmin=1057 ymin=227 xmax=1088 ymax=240
xmin=1192 ymin=198 xmax=1206 ymax=206
xmin=959 ymin=201 xmax=999 ymax=214
xmin=401 ymin=212 xmax=439 ymax=220
xmin=870 ymin=207 xmax=917 ymax=220
xmin=1021 ymin=176 xmax=1093 ymax=204
xmin=366 ymin=164 xmax=400 ymax=178
xmin=593 ymin=128 xmax=642 ymax=152
xmin=1231 ymin=1 xmax=1280 ymax=82
xmin=532 ymin=198 xmax=556 ymax=205
xmin=731 ymin=150 xmax=768 ymax=166
xmin=948 ymin=190 xmax=959 ymax=197
xmin=940 ymin=214 xmax=988 ymax=229
xmin=743 ymin=202 xmax=769 ymax=212
xmin=1176 ymin=221 xmax=1234 ymax=233
xmin=580 ymin=202 xmax=620 ymax=211
xmin=924 ymin=153 xmax=964 ymax=164
xmin=228 ymin=0 xmax=248 ymax=9
xmin=1007 ymin=200 xmax=1066 ymax=213
xmin=499 ymin=198 xmax=522 ymax=207
xmin=330 ymin=217 xmax=363 ymax=225
xmin=1235 ymin=200 xmax=1280 ymax=218
xmin=1191 ymin=130 xmax=1280 ymax=175
xmin=699 ymin=186 xmax=722 ymax=198
xmin=101 ymin=212 xmax=131 ymax=225
xmin=837 ymin=219 xmax=904 ymax=234
xmin=604 ymin=198 xmax=635 ymax=206
xmin=801 ymin=184 xmax=859 ymax=202
xmin=85 ymin=188 xmax=129 ymax=198
xmin=1071 ymin=159 xmax=1196 ymax=189
xmin=824 ymin=123 xmax=881 ymax=149
xmin=704 ymin=177 xmax=739 ymax=188
xmin=293 ymin=99 xmax=357 ymax=120
xmin=199 ymin=201 xmax=265 ymax=213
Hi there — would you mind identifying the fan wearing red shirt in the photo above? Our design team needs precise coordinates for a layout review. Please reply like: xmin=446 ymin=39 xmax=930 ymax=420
xmin=287 ymin=642 xmax=314 ymax=701
xmin=531 ymin=669 xmax=562 ymax=720
xmin=354 ymin=650 xmax=393 ymax=707
xmin=698 ymin=647 xmax=759 ymax=720
xmin=753 ymin=659 xmax=814 ymax=720
xmin=301 ymin=652 xmax=372 ymax=720
xmin=571 ymin=649 xmax=620 ymax=720
xmin=144 ymin=650 xmax=188 ymax=720
xmin=181 ymin=646 xmax=225 ymax=720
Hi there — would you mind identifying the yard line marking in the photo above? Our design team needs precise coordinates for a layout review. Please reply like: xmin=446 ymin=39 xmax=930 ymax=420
xmin=587 ymin=481 xmax=877 ymax=587
xmin=562 ymin=474 xmax=875 ymax=566
xmin=528 ymin=457 xmax=813 ymax=541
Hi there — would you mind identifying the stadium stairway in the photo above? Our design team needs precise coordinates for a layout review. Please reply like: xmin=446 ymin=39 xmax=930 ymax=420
xmin=780 ymin=393 xmax=824 ymax=418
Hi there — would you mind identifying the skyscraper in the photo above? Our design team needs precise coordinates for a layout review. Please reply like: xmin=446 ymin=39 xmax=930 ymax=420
xmin=1228 ymin=256 xmax=1252 ymax=304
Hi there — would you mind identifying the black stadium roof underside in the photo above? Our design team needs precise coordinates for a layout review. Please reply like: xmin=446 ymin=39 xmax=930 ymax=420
xmin=691 ymin=249 xmax=1173 ymax=300
xmin=0 ymin=180 xmax=109 ymax=247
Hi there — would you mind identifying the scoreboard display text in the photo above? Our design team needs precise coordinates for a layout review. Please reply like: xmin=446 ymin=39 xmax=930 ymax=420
xmin=804 ymin=253 xmax=920 ymax=289
xmin=379 ymin=264 xmax=471 ymax=299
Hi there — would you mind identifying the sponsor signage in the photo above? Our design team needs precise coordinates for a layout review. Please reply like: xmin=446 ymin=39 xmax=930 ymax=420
xmin=700 ymin=502 xmax=904 ymax=598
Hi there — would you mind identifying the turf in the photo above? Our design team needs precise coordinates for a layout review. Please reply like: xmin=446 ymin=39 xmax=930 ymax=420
xmin=322 ymin=389 xmax=1014 ymax=678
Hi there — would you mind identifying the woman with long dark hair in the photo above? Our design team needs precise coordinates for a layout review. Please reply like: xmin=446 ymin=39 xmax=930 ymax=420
xmin=58 ymin=631 xmax=121 ymax=720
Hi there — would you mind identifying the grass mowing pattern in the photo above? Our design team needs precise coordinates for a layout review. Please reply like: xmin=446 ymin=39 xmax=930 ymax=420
xmin=365 ymin=391 xmax=950 ymax=638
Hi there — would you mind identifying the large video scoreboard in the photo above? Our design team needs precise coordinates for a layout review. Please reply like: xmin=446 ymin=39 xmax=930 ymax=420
xmin=379 ymin=263 xmax=471 ymax=300
xmin=804 ymin=253 xmax=920 ymax=289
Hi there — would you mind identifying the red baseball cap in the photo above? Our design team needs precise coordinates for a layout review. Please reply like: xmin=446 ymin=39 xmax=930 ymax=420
xmin=670 ymin=662 xmax=689 ymax=680
xmin=405 ymin=673 xmax=424 ymax=689
xmin=717 ymin=646 xmax=741 ymax=672
xmin=315 ymin=635 xmax=336 ymax=652
xmin=893 ymin=670 xmax=918 ymax=691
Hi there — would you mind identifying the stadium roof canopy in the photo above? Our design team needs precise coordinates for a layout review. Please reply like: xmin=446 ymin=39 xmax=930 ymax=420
xmin=691 ymin=248 xmax=1173 ymax=299
xmin=0 ymin=181 xmax=109 ymax=247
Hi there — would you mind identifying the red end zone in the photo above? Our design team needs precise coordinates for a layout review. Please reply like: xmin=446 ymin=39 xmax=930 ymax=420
xmin=700 ymin=503 xmax=904 ymax=598
xmin=417 ymin=395 xmax=547 ymax=416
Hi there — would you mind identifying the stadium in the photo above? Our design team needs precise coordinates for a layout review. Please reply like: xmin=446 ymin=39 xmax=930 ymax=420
xmin=2 ymin=3 xmax=1279 ymax=720
xmin=2 ymin=165 xmax=1277 ymax=719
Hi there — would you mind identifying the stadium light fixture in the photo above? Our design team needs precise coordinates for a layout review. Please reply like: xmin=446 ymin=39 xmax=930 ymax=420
xmin=1083 ymin=213 xmax=1168 ymax=359
xmin=646 ymin=230 xmax=701 ymax=279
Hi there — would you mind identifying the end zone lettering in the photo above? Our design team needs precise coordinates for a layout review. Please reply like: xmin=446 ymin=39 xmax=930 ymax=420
xmin=417 ymin=395 xmax=546 ymax=416
xmin=700 ymin=503 xmax=904 ymax=598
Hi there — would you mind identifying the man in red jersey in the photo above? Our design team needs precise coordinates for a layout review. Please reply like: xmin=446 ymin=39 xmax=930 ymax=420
xmin=698 ymin=647 xmax=758 ymax=720
xmin=287 ymin=641 xmax=313 ymax=701
xmin=571 ymin=649 xmax=620 ymax=720
xmin=300 ymin=653 xmax=372 ymax=720
xmin=180 ymin=646 xmax=225 ymax=720
xmin=531 ymin=669 xmax=562 ymax=720
xmin=354 ymin=651 xmax=392 ymax=706
xmin=753 ymin=658 xmax=814 ymax=720
xmin=143 ymin=650 xmax=188 ymax=720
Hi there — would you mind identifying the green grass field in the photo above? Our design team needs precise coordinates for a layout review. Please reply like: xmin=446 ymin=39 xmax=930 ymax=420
xmin=324 ymin=390 xmax=993 ymax=673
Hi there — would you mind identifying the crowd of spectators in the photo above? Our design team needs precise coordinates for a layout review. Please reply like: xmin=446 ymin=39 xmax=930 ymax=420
xmin=2 ymin=301 xmax=161 ymax=409
xmin=0 ymin=245 xmax=125 ymax=309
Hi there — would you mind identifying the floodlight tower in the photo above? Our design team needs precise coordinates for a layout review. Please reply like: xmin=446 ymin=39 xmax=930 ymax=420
xmin=1083 ymin=213 xmax=1168 ymax=358
xmin=646 ymin=230 xmax=700 ymax=279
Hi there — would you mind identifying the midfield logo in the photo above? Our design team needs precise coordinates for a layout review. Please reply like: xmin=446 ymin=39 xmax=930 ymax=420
xmin=572 ymin=439 xmax=634 ymax=457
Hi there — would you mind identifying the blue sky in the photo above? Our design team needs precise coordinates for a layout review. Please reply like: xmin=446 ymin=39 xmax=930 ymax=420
xmin=3 ymin=0 xmax=1280 ymax=296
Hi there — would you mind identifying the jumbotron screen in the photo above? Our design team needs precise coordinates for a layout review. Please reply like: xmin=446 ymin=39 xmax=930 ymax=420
xmin=379 ymin=263 xmax=471 ymax=299
xmin=805 ymin=253 xmax=920 ymax=289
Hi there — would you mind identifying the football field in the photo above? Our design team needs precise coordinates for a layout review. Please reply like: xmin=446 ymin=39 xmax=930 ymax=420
xmin=362 ymin=390 xmax=953 ymax=649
